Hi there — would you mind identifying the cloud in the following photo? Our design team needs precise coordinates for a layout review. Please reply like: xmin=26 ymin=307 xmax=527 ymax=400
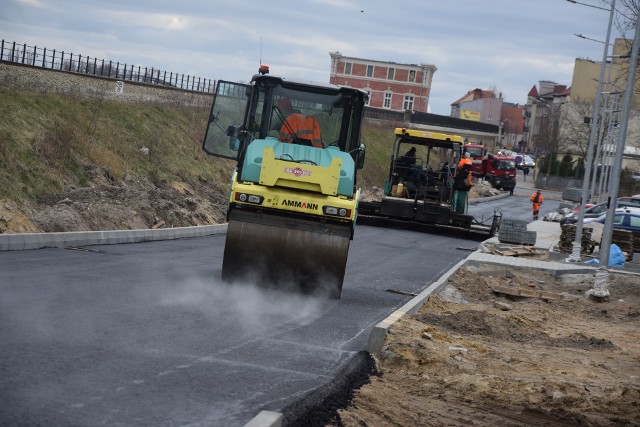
xmin=16 ymin=0 xmax=44 ymax=7
xmin=1 ymin=0 xmax=611 ymax=115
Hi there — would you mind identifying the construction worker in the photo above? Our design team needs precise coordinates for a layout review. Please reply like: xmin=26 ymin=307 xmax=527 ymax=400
xmin=276 ymin=98 xmax=322 ymax=148
xmin=458 ymin=151 xmax=473 ymax=169
xmin=530 ymin=189 xmax=544 ymax=220
xmin=401 ymin=147 xmax=417 ymax=165
xmin=452 ymin=153 xmax=473 ymax=214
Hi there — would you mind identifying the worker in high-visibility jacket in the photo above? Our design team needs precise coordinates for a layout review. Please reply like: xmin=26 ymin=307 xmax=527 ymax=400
xmin=452 ymin=153 xmax=473 ymax=214
xmin=530 ymin=189 xmax=544 ymax=220
xmin=276 ymin=98 xmax=323 ymax=148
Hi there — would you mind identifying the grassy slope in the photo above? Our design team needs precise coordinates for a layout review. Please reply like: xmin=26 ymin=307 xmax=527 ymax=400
xmin=0 ymin=87 xmax=396 ymax=209
xmin=0 ymin=87 xmax=234 ymax=206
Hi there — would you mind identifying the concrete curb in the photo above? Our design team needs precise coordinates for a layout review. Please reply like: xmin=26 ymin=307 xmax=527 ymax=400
xmin=244 ymin=411 xmax=282 ymax=427
xmin=468 ymin=191 xmax=510 ymax=205
xmin=367 ymin=258 xmax=468 ymax=354
xmin=0 ymin=224 xmax=228 ymax=251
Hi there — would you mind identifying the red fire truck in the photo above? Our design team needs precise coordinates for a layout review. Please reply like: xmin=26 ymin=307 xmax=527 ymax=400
xmin=481 ymin=154 xmax=517 ymax=194
xmin=462 ymin=144 xmax=516 ymax=194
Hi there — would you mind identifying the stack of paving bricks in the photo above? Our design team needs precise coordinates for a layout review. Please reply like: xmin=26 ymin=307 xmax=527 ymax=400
xmin=612 ymin=229 xmax=634 ymax=260
xmin=559 ymin=224 xmax=595 ymax=254
xmin=498 ymin=218 xmax=537 ymax=246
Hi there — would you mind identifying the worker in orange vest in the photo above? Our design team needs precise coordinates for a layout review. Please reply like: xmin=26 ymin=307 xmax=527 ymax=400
xmin=276 ymin=98 xmax=323 ymax=148
xmin=457 ymin=151 xmax=473 ymax=169
xmin=452 ymin=153 xmax=473 ymax=214
xmin=530 ymin=189 xmax=544 ymax=220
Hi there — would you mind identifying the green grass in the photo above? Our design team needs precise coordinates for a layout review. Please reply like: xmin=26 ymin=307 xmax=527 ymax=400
xmin=0 ymin=87 xmax=234 ymax=205
xmin=0 ymin=86 xmax=395 ymax=208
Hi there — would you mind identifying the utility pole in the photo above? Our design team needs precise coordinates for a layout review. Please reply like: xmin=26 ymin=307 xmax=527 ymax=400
xmin=569 ymin=0 xmax=616 ymax=262
xmin=598 ymin=15 xmax=640 ymax=273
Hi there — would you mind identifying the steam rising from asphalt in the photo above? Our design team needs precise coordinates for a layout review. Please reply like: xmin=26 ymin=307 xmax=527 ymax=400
xmin=157 ymin=277 xmax=327 ymax=332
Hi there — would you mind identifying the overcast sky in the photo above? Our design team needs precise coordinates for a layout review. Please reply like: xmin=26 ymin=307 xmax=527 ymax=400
xmin=3 ymin=0 xmax=620 ymax=115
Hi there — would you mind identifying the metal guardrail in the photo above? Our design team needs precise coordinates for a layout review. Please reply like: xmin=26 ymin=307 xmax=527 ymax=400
xmin=0 ymin=39 xmax=215 ymax=93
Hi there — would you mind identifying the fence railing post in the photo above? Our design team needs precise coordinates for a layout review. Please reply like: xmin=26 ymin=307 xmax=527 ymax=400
xmin=3 ymin=39 xmax=213 ymax=93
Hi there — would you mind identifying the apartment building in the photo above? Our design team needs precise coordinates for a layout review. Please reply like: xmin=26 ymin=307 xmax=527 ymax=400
xmin=329 ymin=52 xmax=436 ymax=113
xmin=450 ymin=88 xmax=503 ymax=126
xmin=571 ymin=38 xmax=640 ymax=109
xmin=522 ymin=81 xmax=570 ymax=157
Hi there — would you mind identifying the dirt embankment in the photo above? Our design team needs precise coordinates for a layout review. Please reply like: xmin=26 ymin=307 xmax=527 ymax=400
xmin=334 ymin=267 xmax=640 ymax=427
xmin=0 ymin=165 xmax=229 ymax=234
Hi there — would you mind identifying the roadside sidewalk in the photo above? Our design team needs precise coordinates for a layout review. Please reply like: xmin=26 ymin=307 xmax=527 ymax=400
xmin=513 ymin=168 xmax=563 ymax=201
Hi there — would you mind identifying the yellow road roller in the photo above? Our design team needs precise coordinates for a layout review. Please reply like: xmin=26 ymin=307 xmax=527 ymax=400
xmin=202 ymin=67 xmax=367 ymax=298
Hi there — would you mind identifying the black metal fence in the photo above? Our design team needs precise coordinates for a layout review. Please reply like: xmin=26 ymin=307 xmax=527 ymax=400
xmin=0 ymin=40 xmax=215 ymax=93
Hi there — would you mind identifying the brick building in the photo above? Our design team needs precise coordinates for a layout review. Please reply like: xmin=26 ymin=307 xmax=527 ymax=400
xmin=329 ymin=52 xmax=436 ymax=113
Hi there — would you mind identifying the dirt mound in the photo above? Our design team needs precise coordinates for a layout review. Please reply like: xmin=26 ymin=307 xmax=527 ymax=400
xmin=333 ymin=267 xmax=640 ymax=427
xmin=469 ymin=179 xmax=502 ymax=198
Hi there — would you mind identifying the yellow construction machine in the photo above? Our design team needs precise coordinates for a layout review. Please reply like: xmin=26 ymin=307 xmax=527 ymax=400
xmin=202 ymin=66 xmax=367 ymax=298
xmin=357 ymin=128 xmax=500 ymax=239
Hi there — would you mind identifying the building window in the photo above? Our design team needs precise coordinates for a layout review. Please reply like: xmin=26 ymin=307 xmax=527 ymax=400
xmin=387 ymin=67 xmax=395 ymax=80
xmin=403 ymin=95 xmax=414 ymax=111
xmin=365 ymin=89 xmax=371 ymax=106
xmin=344 ymin=62 xmax=352 ymax=75
xmin=408 ymin=70 xmax=416 ymax=83
xmin=383 ymin=92 xmax=392 ymax=108
xmin=367 ymin=65 xmax=374 ymax=77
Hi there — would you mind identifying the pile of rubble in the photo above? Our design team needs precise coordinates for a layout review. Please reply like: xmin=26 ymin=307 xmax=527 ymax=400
xmin=469 ymin=180 xmax=502 ymax=199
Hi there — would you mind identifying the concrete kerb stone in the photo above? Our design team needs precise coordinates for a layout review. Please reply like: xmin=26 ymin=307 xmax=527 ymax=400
xmin=367 ymin=257 xmax=468 ymax=354
xmin=465 ymin=252 xmax=596 ymax=277
xmin=468 ymin=191 xmax=510 ymax=205
xmin=0 ymin=224 xmax=228 ymax=251
xmin=243 ymin=410 xmax=282 ymax=427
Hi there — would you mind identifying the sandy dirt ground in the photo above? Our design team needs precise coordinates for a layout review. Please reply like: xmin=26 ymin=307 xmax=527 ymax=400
xmin=0 ymin=166 xmax=228 ymax=234
xmin=333 ymin=266 xmax=640 ymax=427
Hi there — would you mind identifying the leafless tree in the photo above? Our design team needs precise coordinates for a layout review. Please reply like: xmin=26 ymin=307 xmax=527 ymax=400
xmin=560 ymin=99 xmax=594 ymax=157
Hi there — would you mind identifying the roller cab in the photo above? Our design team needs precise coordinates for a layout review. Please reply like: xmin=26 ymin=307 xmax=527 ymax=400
xmin=202 ymin=69 xmax=367 ymax=298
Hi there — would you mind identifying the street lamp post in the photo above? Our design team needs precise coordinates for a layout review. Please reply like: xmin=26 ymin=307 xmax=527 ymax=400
xmin=598 ymin=15 xmax=640 ymax=276
xmin=569 ymin=0 xmax=616 ymax=262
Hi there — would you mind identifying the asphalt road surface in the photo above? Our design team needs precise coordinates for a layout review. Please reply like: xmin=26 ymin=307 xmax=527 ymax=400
xmin=0 ymin=193 xmax=561 ymax=426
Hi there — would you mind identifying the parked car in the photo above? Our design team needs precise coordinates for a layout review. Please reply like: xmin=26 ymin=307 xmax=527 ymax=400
xmin=631 ymin=171 xmax=640 ymax=183
xmin=561 ymin=198 xmax=640 ymax=226
xmin=522 ymin=155 xmax=535 ymax=169
xmin=593 ymin=207 xmax=640 ymax=232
